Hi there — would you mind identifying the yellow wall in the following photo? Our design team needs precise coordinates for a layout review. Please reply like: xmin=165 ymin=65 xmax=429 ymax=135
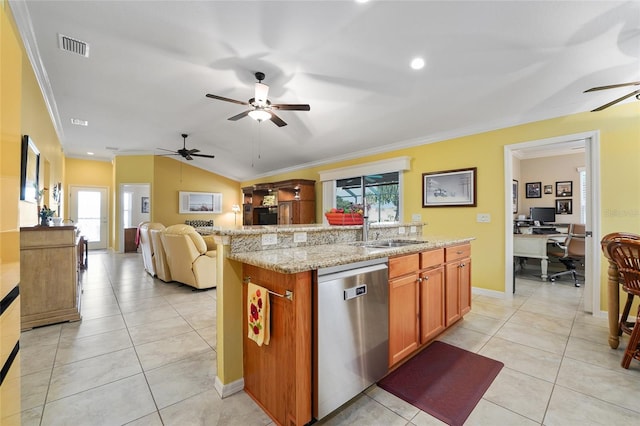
xmin=152 ymin=156 xmax=242 ymax=228
xmin=18 ymin=37 xmax=64 ymax=226
xmin=1 ymin=2 xmax=22 ymax=423
xmin=246 ymin=102 xmax=640 ymax=311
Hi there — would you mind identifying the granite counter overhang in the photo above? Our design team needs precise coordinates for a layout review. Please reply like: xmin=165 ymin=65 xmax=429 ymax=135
xmin=227 ymin=236 xmax=474 ymax=274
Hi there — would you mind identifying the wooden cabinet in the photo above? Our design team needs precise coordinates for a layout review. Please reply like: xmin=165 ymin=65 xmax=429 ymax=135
xmin=242 ymin=264 xmax=312 ymax=426
xmin=20 ymin=226 xmax=81 ymax=330
xmin=124 ymin=227 xmax=137 ymax=252
xmin=243 ymin=179 xmax=315 ymax=225
xmin=388 ymin=245 xmax=470 ymax=367
xmin=444 ymin=244 xmax=472 ymax=326
xmin=419 ymin=250 xmax=445 ymax=343
xmin=388 ymin=253 xmax=420 ymax=366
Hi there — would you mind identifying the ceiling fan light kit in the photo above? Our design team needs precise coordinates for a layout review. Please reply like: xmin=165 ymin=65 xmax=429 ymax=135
xmin=206 ymin=71 xmax=310 ymax=127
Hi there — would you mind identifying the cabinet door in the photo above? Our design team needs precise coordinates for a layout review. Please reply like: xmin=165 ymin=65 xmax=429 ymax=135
xmin=388 ymin=273 xmax=420 ymax=367
xmin=445 ymin=261 xmax=461 ymax=326
xmin=420 ymin=266 xmax=445 ymax=343
xmin=278 ymin=201 xmax=293 ymax=225
xmin=459 ymin=258 xmax=472 ymax=316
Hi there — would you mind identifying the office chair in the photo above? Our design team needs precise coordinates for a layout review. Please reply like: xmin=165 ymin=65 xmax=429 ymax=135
xmin=606 ymin=238 xmax=640 ymax=369
xmin=547 ymin=223 xmax=585 ymax=287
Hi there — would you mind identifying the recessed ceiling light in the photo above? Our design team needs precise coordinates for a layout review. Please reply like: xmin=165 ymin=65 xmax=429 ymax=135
xmin=87 ymin=152 xmax=94 ymax=156
xmin=355 ymin=0 xmax=369 ymax=3
xmin=410 ymin=57 xmax=425 ymax=70
xmin=70 ymin=118 xmax=88 ymax=126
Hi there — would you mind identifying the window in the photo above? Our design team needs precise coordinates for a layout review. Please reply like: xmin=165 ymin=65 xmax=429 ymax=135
xmin=123 ymin=191 xmax=132 ymax=229
xmin=578 ymin=167 xmax=586 ymax=223
xmin=319 ymin=156 xmax=410 ymax=224
xmin=336 ymin=172 xmax=400 ymax=222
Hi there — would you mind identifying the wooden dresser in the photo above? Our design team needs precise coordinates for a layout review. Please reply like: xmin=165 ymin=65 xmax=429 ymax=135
xmin=20 ymin=226 xmax=81 ymax=330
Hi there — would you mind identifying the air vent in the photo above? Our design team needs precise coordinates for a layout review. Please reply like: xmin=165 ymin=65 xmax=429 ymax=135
xmin=58 ymin=34 xmax=89 ymax=57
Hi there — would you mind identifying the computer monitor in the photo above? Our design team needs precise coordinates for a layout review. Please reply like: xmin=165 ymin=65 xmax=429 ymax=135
xmin=529 ymin=207 xmax=556 ymax=224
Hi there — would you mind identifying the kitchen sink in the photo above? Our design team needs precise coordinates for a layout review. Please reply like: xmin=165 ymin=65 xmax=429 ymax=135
xmin=353 ymin=239 xmax=426 ymax=248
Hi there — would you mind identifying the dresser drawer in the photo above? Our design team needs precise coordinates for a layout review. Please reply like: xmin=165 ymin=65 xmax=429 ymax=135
xmin=420 ymin=249 xmax=444 ymax=269
xmin=445 ymin=244 xmax=471 ymax=262
xmin=389 ymin=253 xmax=419 ymax=279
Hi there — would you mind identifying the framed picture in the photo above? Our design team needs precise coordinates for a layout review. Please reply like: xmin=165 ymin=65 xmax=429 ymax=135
xmin=179 ymin=191 xmax=222 ymax=214
xmin=544 ymin=185 xmax=553 ymax=194
xmin=141 ymin=196 xmax=150 ymax=213
xmin=422 ymin=167 xmax=477 ymax=207
xmin=512 ymin=180 xmax=518 ymax=213
xmin=525 ymin=182 xmax=542 ymax=198
xmin=556 ymin=181 xmax=572 ymax=197
xmin=555 ymin=198 xmax=572 ymax=215
xmin=20 ymin=135 xmax=40 ymax=203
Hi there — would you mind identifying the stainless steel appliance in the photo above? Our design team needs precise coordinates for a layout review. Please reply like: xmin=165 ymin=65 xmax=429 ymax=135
xmin=314 ymin=257 xmax=389 ymax=419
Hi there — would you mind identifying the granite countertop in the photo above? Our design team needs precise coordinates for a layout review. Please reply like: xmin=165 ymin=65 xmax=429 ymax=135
xmin=227 ymin=236 xmax=473 ymax=274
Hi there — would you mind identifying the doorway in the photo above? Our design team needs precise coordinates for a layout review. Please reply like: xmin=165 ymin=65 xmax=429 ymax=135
xmin=69 ymin=186 xmax=109 ymax=250
xmin=504 ymin=131 xmax=601 ymax=314
xmin=119 ymin=184 xmax=150 ymax=253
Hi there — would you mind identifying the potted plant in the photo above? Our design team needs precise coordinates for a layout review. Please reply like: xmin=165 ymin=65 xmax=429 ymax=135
xmin=39 ymin=205 xmax=55 ymax=226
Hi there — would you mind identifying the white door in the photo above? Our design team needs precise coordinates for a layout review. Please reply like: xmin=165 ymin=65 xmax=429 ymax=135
xmin=69 ymin=186 xmax=108 ymax=250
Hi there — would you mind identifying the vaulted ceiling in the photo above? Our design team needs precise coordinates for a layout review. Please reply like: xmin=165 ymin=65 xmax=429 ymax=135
xmin=10 ymin=1 xmax=640 ymax=181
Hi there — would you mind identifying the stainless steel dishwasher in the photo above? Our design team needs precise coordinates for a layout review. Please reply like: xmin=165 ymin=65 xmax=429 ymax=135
xmin=314 ymin=257 xmax=389 ymax=420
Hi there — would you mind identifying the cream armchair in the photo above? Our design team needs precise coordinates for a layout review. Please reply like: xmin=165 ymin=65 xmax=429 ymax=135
xmin=161 ymin=224 xmax=216 ymax=289
xmin=150 ymin=228 xmax=171 ymax=282
xmin=138 ymin=222 xmax=165 ymax=276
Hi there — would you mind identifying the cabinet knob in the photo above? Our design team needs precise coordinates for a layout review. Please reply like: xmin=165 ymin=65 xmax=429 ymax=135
xmin=417 ymin=277 xmax=422 ymax=283
xmin=459 ymin=263 xmax=465 ymax=268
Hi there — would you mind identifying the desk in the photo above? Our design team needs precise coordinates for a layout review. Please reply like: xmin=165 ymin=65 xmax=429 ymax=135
xmin=514 ymin=234 xmax=565 ymax=280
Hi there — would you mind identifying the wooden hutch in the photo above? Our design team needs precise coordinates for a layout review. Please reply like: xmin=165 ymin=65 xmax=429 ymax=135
xmin=242 ymin=179 xmax=316 ymax=225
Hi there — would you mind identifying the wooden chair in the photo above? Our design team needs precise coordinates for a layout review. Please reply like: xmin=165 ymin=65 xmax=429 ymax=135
xmin=606 ymin=238 xmax=640 ymax=368
xmin=601 ymin=232 xmax=640 ymax=336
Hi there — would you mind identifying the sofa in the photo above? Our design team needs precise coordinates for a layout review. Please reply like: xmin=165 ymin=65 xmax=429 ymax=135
xmin=138 ymin=222 xmax=166 ymax=277
xmin=161 ymin=224 xmax=216 ymax=289
xmin=150 ymin=228 xmax=172 ymax=282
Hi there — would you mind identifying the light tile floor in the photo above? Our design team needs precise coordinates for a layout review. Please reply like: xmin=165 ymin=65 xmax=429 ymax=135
xmin=20 ymin=252 xmax=640 ymax=425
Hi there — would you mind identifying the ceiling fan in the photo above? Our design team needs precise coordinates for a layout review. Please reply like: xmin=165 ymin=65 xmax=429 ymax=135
xmin=206 ymin=71 xmax=310 ymax=127
xmin=584 ymin=81 xmax=640 ymax=112
xmin=157 ymin=134 xmax=215 ymax=161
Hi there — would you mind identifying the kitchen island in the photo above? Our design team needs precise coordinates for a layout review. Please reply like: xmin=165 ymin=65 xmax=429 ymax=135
xmin=206 ymin=223 xmax=473 ymax=425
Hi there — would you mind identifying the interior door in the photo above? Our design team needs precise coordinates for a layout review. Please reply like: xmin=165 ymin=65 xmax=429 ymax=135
xmin=69 ymin=186 xmax=108 ymax=250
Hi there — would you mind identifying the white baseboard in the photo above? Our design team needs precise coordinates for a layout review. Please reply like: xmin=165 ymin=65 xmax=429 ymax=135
xmin=214 ymin=375 xmax=244 ymax=398
xmin=471 ymin=286 xmax=505 ymax=299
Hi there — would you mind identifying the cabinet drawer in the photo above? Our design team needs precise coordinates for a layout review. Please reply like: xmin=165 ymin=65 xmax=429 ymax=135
xmin=389 ymin=253 xmax=419 ymax=279
xmin=420 ymin=249 xmax=444 ymax=269
xmin=445 ymin=244 xmax=471 ymax=262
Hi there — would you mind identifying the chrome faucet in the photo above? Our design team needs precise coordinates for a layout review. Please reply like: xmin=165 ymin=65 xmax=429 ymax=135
xmin=362 ymin=215 xmax=369 ymax=242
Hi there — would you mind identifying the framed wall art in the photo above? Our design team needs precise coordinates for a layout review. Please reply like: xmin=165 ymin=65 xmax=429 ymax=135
xmin=179 ymin=191 xmax=222 ymax=214
xmin=422 ymin=167 xmax=477 ymax=207
xmin=556 ymin=181 xmax=572 ymax=197
xmin=512 ymin=179 xmax=518 ymax=213
xmin=525 ymin=182 xmax=541 ymax=198
xmin=141 ymin=196 xmax=150 ymax=213
xmin=555 ymin=198 xmax=572 ymax=215
xmin=20 ymin=135 xmax=40 ymax=202
xmin=544 ymin=185 xmax=553 ymax=194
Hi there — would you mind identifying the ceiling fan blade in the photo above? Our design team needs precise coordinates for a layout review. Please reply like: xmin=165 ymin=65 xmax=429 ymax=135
xmin=191 ymin=153 xmax=216 ymax=159
xmin=271 ymin=104 xmax=311 ymax=111
xmin=156 ymin=147 xmax=177 ymax=153
xmin=187 ymin=148 xmax=200 ymax=154
xmin=184 ymin=154 xmax=193 ymax=160
xmin=591 ymin=89 xmax=640 ymax=112
xmin=269 ymin=112 xmax=287 ymax=127
xmin=206 ymin=93 xmax=248 ymax=105
xmin=228 ymin=110 xmax=250 ymax=121
xmin=584 ymin=81 xmax=640 ymax=92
